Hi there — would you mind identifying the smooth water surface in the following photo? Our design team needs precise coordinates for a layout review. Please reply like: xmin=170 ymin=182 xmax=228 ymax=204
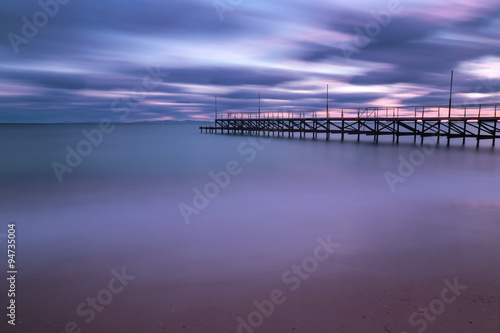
xmin=0 ymin=123 xmax=498 ymax=333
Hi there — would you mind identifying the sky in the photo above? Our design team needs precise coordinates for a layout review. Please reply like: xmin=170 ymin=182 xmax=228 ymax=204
xmin=0 ymin=0 xmax=499 ymax=123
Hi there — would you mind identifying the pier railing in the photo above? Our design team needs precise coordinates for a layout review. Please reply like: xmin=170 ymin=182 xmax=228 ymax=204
xmin=219 ymin=103 xmax=499 ymax=120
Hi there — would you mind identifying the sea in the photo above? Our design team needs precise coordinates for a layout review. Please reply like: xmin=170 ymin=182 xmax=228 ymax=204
xmin=0 ymin=123 xmax=498 ymax=333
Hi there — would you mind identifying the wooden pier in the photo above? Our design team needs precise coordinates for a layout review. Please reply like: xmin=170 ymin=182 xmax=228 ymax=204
xmin=200 ymin=104 xmax=500 ymax=147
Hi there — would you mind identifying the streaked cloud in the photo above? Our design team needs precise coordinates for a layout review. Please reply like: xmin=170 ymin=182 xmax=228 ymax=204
xmin=0 ymin=0 xmax=498 ymax=122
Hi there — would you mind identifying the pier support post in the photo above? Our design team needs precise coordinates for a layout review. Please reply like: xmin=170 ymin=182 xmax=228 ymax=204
xmin=447 ymin=116 xmax=451 ymax=147
xmin=476 ymin=119 xmax=481 ymax=148
xmin=392 ymin=119 xmax=396 ymax=143
xmin=341 ymin=120 xmax=345 ymax=141
xmin=437 ymin=108 xmax=441 ymax=144
xmin=462 ymin=107 xmax=467 ymax=146
xmin=420 ymin=120 xmax=425 ymax=145
xmin=493 ymin=118 xmax=497 ymax=147
xmin=326 ymin=119 xmax=330 ymax=141
xmin=357 ymin=108 xmax=361 ymax=142
xmin=396 ymin=120 xmax=400 ymax=144
xmin=414 ymin=107 xmax=417 ymax=144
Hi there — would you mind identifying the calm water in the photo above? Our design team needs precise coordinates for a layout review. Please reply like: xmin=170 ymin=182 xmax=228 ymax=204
xmin=0 ymin=123 xmax=499 ymax=333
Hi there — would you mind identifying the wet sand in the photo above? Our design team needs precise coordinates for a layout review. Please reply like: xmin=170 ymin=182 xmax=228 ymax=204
xmin=5 ymin=189 xmax=499 ymax=333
